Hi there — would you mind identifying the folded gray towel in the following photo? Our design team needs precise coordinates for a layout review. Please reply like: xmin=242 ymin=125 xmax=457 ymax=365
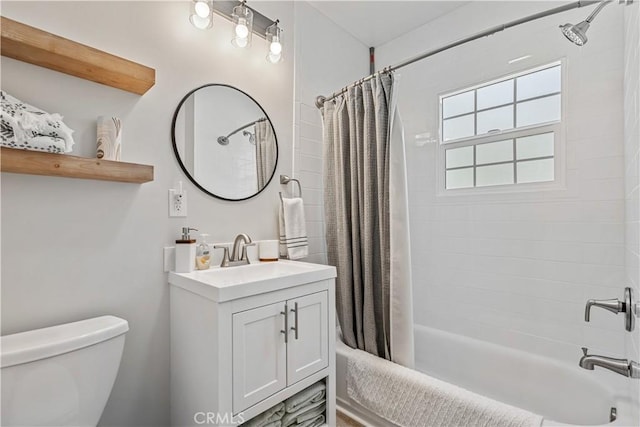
xmin=296 ymin=404 xmax=325 ymax=424
xmin=242 ymin=402 xmax=285 ymax=427
xmin=284 ymin=382 xmax=326 ymax=413
xmin=298 ymin=414 xmax=324 ymax=427
xmin=282 ymin=400 xmax=325 ymax=427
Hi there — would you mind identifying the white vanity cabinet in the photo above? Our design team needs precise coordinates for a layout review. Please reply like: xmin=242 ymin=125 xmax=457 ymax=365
xmin=232 ymin=292 xmax=328 ymax=412
xmin=169 ymin=261 xmax=336 ymax=427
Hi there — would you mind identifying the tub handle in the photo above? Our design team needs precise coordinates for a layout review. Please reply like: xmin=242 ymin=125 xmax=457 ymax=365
xmin=584 ymin=287 xmax=635 ymax=332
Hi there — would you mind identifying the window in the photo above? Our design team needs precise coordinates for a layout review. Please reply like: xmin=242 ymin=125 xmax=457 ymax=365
xmin=440 ymin=63 xmax=562 ymax=190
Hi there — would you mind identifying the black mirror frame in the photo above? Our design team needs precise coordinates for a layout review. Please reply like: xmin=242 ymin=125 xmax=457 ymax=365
xmin=171 ymin=83 xmax=279 ymax=202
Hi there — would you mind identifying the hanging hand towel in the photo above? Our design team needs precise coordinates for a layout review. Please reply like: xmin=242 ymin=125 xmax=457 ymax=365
xmin=279 ymin=196 xmax=308 ymax=260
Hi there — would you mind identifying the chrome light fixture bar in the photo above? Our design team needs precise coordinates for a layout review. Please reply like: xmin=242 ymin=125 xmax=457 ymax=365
xmin=210 ymin=1 xmax=279 ymax=42
xmin=189 ymin=1 xmax=283 ymax=63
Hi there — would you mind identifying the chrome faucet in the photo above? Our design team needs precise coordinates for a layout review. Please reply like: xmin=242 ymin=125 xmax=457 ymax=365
xmin=231 ymin=233 xmax=253 ymax=262
xmin=213 ymin=234 xmax=255 ymax=268
xmin=579 ymin=347 xmax=640 ymax=378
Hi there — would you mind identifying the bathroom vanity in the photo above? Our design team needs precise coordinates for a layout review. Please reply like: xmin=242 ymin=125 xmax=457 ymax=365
xmin=169 ymin=261 xmax=336 ymax=426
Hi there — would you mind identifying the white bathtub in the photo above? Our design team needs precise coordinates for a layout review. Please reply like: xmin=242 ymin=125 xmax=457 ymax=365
xmin=336 ymin=325 xmax=634 ymax=426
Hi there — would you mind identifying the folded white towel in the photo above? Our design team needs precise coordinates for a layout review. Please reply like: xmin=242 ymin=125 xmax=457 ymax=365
xmin=347 ymin=348 xmax=543 ymax=427
xmin=0 ymin=90 xmax=74 ymax=153
xmin=279 ymin=197 xmax=308 ymax=260
xmin=242 ymin=402 xmax=285 ymax=427
xmin=284 ymin=382 xmax=325 ymax=413
xmin=281 ymin=399 xmax=324 ymax=427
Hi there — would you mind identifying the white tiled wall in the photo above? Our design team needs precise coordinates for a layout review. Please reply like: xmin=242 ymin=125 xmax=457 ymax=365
xmin=623 ymin=1 xmax=640 ymax=421
xmin=292 ymin=2 xmax=369 ymax=264
xmin=376 ymin=1 xmax=629 ymax=391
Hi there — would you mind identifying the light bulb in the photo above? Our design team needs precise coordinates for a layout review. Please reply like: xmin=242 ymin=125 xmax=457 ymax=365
xmin=235 ymin=37 xmax=248 ymax=48
xmin=190 ymin=15 xmax=211 ymax=29
xmin=194 ymin=1 xmax=210 ymax=18
xmin=269 ymin=41 xmax=282 ymax=55
xmin=235 ymin=19 xmax=249 ymax=38
xmin=267 ymin=52 xmax=282 ymax=64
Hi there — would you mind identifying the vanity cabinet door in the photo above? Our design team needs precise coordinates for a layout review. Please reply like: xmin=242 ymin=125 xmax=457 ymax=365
xmin=286 ymin=291 xmax=328 ymax=385
xmin=232 ymin=302 xmax=287 ymax=413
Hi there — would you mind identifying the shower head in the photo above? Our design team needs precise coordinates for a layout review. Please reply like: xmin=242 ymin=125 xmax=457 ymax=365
xmin=559 ymin=0 xmax=611 ymax=46
xmin=560 ymin=21 xmax=590 ymax=46
xmin=217 ymin=136 xmax=229 ymax=145
xmin=242 ymin=130 xmax=256 ymax=145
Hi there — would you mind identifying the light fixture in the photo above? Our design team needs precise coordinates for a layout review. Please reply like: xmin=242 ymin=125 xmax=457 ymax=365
xmin=187 ymin=0 xmax=283 ymax=63
xmin=189 ymin=0 xmax=213 ymax=30
xmin=265 ymin=20 xmax=283 ymax=63
xmin=231 ymin=1 xmax=253 ymax=48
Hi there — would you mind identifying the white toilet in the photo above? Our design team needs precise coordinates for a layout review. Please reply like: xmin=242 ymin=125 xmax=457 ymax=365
xmin=1 ymin=316 xmax=129 ymax=426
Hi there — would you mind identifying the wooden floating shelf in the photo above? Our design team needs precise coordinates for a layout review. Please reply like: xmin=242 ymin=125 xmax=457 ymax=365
xmin=0 ymin=16 xmax=155 ymax=95
xmin=1 ymin=147 xmax=154 ymax=184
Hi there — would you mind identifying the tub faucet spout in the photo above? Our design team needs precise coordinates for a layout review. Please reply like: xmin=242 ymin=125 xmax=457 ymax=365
xmin=579 ymin=347 xmax=640 ymax=378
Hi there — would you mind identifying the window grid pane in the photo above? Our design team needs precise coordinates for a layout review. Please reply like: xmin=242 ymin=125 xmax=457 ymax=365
xmin=445 ymin=133 xmax=555 ymax=190
xmin=441 ymin=64 xmax=561 ymax=144
xmin=442 ymin=64 xmax=561 ymax=190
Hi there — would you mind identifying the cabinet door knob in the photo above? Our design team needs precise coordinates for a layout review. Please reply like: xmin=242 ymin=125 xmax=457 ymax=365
xmin=290 ymin=302 xmax=299 ymax=340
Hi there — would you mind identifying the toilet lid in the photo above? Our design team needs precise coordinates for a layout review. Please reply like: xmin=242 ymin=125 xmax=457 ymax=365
xmin=1 ymin=316 xmax=129 ymax=368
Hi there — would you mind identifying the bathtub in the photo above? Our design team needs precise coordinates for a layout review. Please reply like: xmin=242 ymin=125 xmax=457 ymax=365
xmin=336 ymin=325 xmax=635 ymax=426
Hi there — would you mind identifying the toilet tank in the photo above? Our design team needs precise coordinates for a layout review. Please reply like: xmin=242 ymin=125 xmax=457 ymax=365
xmin=1 ymin=316 xmax=129 ymax=427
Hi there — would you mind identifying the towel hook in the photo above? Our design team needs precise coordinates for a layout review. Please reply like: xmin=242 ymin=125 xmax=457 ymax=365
xmin=280 ymin=174 xmax=302 ymax=200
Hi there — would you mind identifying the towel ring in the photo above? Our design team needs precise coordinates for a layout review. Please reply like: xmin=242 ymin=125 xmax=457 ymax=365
xmin=280 ymin=174 xmax=302 ymax=201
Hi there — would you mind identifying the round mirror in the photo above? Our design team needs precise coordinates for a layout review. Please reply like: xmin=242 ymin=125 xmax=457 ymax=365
xmin=171 ymin=84 xmax=278 ymax=201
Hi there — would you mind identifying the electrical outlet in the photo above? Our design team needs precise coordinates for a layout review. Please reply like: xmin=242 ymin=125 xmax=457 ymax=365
xmin=169 ymin=189 xmax=187 ymax=217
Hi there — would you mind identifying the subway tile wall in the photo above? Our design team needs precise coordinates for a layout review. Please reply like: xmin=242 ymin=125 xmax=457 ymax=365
xmin=376 ymin=2 xmax=630 ymax=392
xmin=623 ymin=1 xmax=640 ymax=422
xmin=294 ymin=101 xmax=327 ymax=264
xmin=292 ymin=2 xmax=369 ymax=264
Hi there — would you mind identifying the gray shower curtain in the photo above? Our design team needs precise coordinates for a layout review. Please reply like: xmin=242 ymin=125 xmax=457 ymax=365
xmin=321 ymin=73 xmax=394 ymax=359
xmin=255 ymin=120 xmax=276 ymax=189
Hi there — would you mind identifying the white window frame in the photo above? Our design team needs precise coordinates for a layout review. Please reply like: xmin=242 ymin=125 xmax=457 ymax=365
xmin=436 ymin=60 xmax=567 ymax=196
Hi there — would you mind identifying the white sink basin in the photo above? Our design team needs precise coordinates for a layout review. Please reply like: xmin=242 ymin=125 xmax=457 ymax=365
xmin=168 ymin=260 xmax=336 ymax=302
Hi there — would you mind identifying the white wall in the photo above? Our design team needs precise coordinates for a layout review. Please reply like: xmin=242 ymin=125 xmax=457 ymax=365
xmin=623 ymin=1 xmax=640 ymax=422
xmin=292 ymin=2 xmax=369 ymax=265
xmin=0 ymin=2 xmax=293 ymax=425
xmin=377 ymin=0 xmax=629 ymax=393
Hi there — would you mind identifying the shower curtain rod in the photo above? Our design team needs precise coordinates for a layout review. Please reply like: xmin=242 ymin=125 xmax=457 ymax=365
xmin=223 ymin=117 xmax=267 ymax=139
xmin=314 ymin=0 xmax=600 ymax=109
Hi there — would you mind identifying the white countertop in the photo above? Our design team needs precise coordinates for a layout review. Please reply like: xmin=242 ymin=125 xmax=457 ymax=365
xmin=168 ymin=260 xmax=336 ymax=302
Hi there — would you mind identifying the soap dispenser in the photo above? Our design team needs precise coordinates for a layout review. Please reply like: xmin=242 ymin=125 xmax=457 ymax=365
xmin=175 ymin=227 xmax=197 ymax=273
xmin=196 ymin=233 xmax=211 ymax=270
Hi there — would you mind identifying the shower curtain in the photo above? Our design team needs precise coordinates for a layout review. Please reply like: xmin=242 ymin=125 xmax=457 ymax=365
xmin=321 ymin=73 xmax=414 ymax=368
xmin=255 ymin=119 xmax=276 ymax=189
